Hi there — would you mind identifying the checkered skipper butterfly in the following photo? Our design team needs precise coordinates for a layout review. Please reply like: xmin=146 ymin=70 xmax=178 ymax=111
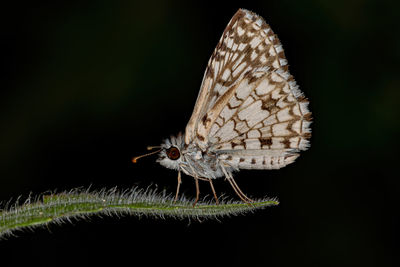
xmin=133 ymin=9 xmax=312 ymax=205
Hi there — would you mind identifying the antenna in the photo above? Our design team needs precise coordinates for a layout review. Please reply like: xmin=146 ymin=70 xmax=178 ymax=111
xmin=132 ymin=146 xmax=162 ymax=163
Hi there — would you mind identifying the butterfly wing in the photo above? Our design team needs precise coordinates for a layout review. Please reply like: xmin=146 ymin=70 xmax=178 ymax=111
xmin=211 ymin=69 xmax=312 ymax=169
xmin=185 ymin=9 xmax=311 ymax=169
xmin=185 ymin=8 xmax=283 ymax=145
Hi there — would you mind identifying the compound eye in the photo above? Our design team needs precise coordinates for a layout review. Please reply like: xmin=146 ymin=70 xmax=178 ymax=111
xmin=166 ymin=146 xmax=180 ymax=160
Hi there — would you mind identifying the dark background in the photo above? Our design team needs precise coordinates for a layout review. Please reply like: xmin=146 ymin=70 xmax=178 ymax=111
xmin=0 ymin=0 xmax=399 ymax=266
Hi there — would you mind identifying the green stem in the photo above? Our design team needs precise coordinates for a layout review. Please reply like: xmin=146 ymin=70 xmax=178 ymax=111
xmin=0 ymin=187 xmax=278 ymax=239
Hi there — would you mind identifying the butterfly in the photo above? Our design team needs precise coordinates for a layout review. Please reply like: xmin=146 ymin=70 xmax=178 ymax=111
xmin=133 ymin=9 xmax=312 ymax=205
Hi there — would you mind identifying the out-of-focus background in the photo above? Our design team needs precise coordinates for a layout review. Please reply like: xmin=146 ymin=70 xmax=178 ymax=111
xmin=0 ymin=0 xmax=398 ymax=266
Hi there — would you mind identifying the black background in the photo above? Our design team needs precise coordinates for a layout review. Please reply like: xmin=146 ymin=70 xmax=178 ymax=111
xmin=0 ymin=0 xmax=399 ymax=266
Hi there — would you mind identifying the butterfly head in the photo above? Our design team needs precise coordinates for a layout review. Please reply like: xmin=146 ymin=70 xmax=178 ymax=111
xmin=157 ymin=133 xmax=185 ymax=171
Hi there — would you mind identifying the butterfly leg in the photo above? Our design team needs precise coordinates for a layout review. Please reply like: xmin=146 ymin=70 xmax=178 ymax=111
xmin=193 ymin=177 xmax=200 ymax=207
xmin=174 ymin=171 xmax=182 ymax=203
xmin=221 ymin=165 xmax=253 ymax=203
xmin=208 ymin=179 xmax=220 ymax=205
xmin=227 ymin=176 xmax=253 ymax=203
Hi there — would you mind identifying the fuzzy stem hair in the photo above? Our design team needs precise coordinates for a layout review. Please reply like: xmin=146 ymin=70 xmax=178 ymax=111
xmin=0 ymin=186 xmax=278 ymax=239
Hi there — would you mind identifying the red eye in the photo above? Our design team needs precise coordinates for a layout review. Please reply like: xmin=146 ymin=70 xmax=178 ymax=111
xmin=166 ymin=146 xmax=180 ymax=160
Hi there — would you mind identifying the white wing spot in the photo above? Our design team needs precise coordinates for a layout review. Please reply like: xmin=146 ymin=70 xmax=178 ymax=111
xmin=292 ymin=120 xmax=301 ymax=134
xmin=229 ymin=96 xmax=242 ymax=108
xmin=247 ymin=130 xmax=261 ymax=138
xmin=245 ymin=139 xmax=261 ymax=149
xmin=247 ymin=31 xmax=255 ymax=37
xmin=269 ymin=35 xmax=275 ymax=42
xmin=237 ymin=26 xmax=245 ymax=36
xmin=226 ymin=37 xmax=234 ymax=48
xmin=259 ymin=54 xmax=267 ymax=64
xmin=293 ymin=104 xmax=301 ymax=116
xmin=271 ymin=88 xmax=282 ymax=100
xmin=222 ymin=68 xmax=231 ymax=81
xmin=244 ymin=11 xmax=253 ymax=20
xmin=235 ymin=79 xmax=253 ymax=99
xmin=275 ymin=44 xmax=283 ymax=53
xmin=279 ymin=58 xmax=288 ymax=66
xmin=255 ymin=77 xmax=275 ymax=95
xmin=276 ymin=107 xmax=292 ymax=122
xmin=272 ymin=122 xmax=290 ymax=136
xmin=238 ymin=43 xmax=247 ymax=51
xmin=251 ymin=50 xmax=258 ymax=61
xmin=231 ymin=52 xmax=239 ymax=62
xmin=270 ymin=72 xmax=284 ymax=83
xmin=250 ymin=36 xmax=262 ymax=48
xmin=220 ymin=105 xmax=236 ymax=122
xmin=238 ymin=100 xmax=270 ymax=127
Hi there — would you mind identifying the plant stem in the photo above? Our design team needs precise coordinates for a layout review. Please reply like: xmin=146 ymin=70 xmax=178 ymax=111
xmin=0 ymin=187 xmax=278 ymax=238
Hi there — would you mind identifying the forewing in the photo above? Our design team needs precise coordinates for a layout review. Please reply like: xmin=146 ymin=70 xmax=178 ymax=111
xmin=185 ymin=9 xmax=287 ymax=146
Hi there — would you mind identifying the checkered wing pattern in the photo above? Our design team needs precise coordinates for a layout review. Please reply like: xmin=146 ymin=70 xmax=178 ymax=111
xmin=185 ymin=9 xmax=311 ymax=170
